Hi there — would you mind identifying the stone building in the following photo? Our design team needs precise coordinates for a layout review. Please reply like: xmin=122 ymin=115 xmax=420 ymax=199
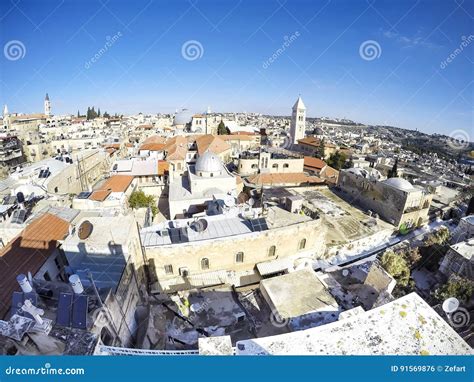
xmin=289 ymin=96 xmax=306 ymax=145
xmin=237 ymin=149 xmax=304 ymax=176
xmin=337 ymin=168 xmax=433 ymax=229
xmin=439 ymin=239 xmax=473 ymax=280
xmin=141 ymin=207 xmax=326 ymax=292
xmin=168 ymin=151 xmax=239 ymax=219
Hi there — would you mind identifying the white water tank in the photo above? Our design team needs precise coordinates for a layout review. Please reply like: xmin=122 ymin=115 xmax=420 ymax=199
xmin=69 ymin=274 xmax=84 ymax=294
xmin=16 ymin=274 xmax=33 ymax=293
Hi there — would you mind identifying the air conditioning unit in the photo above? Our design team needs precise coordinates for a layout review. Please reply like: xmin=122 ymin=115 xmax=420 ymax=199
xmin=179 ymin=267 xmax=189 ymax=277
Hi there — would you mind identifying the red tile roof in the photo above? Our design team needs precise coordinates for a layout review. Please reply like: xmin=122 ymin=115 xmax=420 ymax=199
xmin=0 ymin=213 xmax=70 ymax=319
xmin=195 ymin=134 xmax=231 ymax=155
xmin=89 ymin=175 xmax=134 ymax=201
xmin=304 ymin=156 xmax=327 ymax=171
xmin=139 ymin=143 xmax=167 ymax=151
xmin=89 ymin=189 xmax=112 ymax=201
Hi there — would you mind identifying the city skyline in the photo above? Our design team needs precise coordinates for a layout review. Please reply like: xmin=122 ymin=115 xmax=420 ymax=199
xmin=1 ymin=0 xmax=473 ymax=136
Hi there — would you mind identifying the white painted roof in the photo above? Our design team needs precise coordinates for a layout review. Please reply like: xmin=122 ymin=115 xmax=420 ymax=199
xmin=236 ymin=293 xmax=472 ymax=355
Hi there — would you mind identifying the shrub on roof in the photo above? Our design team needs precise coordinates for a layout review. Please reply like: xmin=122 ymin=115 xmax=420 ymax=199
xmin=129 ymin=190 xmax=158 ymax=217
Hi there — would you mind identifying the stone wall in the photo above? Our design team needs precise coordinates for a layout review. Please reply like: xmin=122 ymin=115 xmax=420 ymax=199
xmin=145 ymin=219 xmax=325 ymax=291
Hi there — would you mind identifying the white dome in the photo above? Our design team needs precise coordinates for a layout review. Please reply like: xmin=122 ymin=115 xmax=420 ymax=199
xmin=384 ymin=177 xmax=414 ymax=191
xmin=195 ymin=151 xmax=222 ymax=174
xmin=173 ymin=109 xmax=193 ymax=126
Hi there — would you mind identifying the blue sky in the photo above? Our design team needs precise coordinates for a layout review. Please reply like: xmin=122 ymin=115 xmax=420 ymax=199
xmin=0 ymin=0 xmax=472 ymax=135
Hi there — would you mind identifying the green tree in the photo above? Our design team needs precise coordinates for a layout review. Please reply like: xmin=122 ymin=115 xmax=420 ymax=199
xmin=425 ymin=226 xmax=451 ymax=246
xmin=405 ymin=247 xmax=421 ymax=267
xmin=434 ymin=277 xmax=474 ymax=304
xmin=86 ymin=107 xmax=91 ymax=120
xmin=77 ymin=110 xmax=80 ymax=118
xmin=387 ymin=158 xmax=398 ymax=178
xmin=129 ymin=190 xmax=158 ymax=217
xmin=380 ymin=250 xmax=410 ymax=286
xmin=103 ymin=111 xmax=110 ymax=118
xmin=315 ymin=138 xmax=325 ymax=159
xmin=217 ymin=121 xmax=229 ymax=135
xmin=97 ymin=108 xmax=101 ymax=117
xmin=343 ymin=157 xmax=354 ymax=169
xmin=327 ymin=150 xmax=347 ymax=170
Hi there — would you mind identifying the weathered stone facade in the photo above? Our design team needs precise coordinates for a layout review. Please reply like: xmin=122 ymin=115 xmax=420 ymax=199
xmin=337 ymin=169 xmax=433 ymax=228
xmin=145 ymin=219 xmax=326 ymax=292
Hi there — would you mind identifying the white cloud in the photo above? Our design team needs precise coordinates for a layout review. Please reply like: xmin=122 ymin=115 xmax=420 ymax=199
xmin=382 ymin=29 xmax=441 ymax=49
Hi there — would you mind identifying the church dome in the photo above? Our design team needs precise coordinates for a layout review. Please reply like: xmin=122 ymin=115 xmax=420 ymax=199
xmin=195 ymin=151 xmax=222 ymax=174
xmin=173 ymin=109 xmax=193 ymax=126
xmin=383 ymin=177 xmax=415 ymax=191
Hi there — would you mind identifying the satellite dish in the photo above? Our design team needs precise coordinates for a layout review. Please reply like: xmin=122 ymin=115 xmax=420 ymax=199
xmin=78 ymin=220 xmax=93 ymax=240
xmin=190 ymin=218 xmax=208 ymax=233
xmin=442 ymin=297 xmax=460 ymax=314
xmin=248 ymin=198 xmax=255 ymax=207
xmin=342 ymin=269 xmax=349 ymax=277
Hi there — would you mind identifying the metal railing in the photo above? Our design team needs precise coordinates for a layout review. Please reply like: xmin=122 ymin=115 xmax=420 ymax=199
xmin=97 ymin=345 xmax=199 ymax=356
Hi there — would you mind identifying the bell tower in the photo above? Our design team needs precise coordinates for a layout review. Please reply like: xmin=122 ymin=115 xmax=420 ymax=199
xmin=44 ymin=93 xmax=51 ymax=116
xmin=289 ymin=95 xmax=306 ymax=145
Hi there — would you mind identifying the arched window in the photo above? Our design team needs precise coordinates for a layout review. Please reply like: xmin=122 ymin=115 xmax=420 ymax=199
xmin=298 ymin=238 xmax=306 ymax=250
xmin=268 ymin=245 xmax=276 ymax=257
xmin=272 ymin=163 xmax=278 ymax=169
xmin=236 ymin=252 xmax=244 ymax=263
xmin=283 ymin=163 xmax=289 ymax=168
xmin=201 ymin=258 xmax=209 ymax=270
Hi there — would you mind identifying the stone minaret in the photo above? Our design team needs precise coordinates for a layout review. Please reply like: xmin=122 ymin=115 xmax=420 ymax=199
xmin=289 ymin=95 xmax=306 ymax=145
xmin=44 ymin=93 xmax=51 ymax=116
xmin=3 ymin=104 xmax=10 ymax=129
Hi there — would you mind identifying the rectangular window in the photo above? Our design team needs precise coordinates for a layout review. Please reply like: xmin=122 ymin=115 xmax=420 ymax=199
xmin=164 ymin=264 xmax=173 ymax=275
xmin=236 ymin=252 xmax=244 ymax=263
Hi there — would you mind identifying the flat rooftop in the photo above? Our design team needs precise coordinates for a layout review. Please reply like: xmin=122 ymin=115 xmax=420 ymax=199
xmin=288 ymin=186 xmax=393 ymax=245
xmin=450 ymin=238 xmax=474 ymax=260
xmin=141 ymin=206 xmax=312 ymax=247
xmin=236 ymin=293 xmax=472 ymax=355
xmin=260 ymin=269 xmax=338 ymax=319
